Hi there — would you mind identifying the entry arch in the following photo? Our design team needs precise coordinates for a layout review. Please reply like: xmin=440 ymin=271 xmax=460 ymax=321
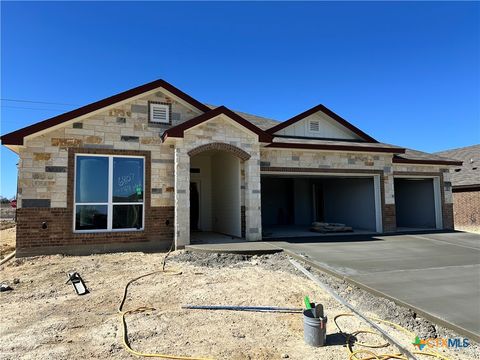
xmin=188 ymin=142 xmax=251 ymax=161
xmin=188 ymin=142 xmax=251 ymax=240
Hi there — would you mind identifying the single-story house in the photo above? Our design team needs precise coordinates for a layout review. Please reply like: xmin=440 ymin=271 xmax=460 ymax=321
xmin=436 ymin=145 xmax=480 ymax=233
xmin=1 ymin=79 xmax=463 ymax=256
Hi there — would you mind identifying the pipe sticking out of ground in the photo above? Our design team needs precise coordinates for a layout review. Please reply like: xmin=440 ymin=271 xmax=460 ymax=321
xmin=0 ymin=251 xmax=15 ymax=266
xmin=182 ymin=305 xmax=303 ymax=313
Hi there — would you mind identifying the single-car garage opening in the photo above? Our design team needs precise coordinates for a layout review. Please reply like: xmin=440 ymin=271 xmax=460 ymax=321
xmin=394 ymin=178 xmax=441 ymax=230
xmin=261 ymin=174 xmax=381 ymax=238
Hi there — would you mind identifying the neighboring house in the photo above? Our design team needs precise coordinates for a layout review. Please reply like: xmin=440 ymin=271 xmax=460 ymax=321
xmin=1 ymin=79 xmax=462 ymax=256
xmin=436 ymin=145 xmax=480 ymax=233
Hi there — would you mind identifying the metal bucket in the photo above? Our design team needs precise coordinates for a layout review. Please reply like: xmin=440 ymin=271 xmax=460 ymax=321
xmin=303 ymin=304 xmax=327 ymax=347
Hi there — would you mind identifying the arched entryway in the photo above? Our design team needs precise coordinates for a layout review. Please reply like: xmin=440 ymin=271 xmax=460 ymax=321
xmin=188 ymin=143 xmax=251 ymax=241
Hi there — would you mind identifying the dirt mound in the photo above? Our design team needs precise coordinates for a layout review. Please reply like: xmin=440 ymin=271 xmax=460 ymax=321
xmin=171 ymin=251 xmax=297 ymax=274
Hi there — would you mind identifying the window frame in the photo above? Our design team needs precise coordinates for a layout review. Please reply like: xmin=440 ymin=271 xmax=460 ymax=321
xmin=73 ymin=153 xmax=145 ymax=233
xmin=148 ymin=101 xmax=171 ymax=124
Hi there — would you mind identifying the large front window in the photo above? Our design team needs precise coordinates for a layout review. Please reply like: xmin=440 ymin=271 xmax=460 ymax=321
xmin=74 ymin=155 xmax=144 ymax=232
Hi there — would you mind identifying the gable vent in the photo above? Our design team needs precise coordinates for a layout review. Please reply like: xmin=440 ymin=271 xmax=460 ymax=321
xmin=309 ymin=120 xmax=320 ymax=132
xmin=149 ymin=103 xmax=170 ymax=124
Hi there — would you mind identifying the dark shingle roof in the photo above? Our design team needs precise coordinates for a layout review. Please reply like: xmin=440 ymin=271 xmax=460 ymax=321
xmin=395 ymin=148 xmax=462 ymax=164
xmin=435 ymin=145 xmax=480 ymax=187
xmin=205 ymin=104 xmax=280 ymax=130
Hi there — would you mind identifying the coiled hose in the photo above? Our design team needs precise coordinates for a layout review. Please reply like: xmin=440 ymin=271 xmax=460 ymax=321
xmin=334 ymin=313 xmax=451 ymax=360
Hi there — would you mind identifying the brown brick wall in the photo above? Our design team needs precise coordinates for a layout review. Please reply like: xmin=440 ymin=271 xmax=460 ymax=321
xmin=453 ymin=190 xmax=480 ymax=232
xmin=383 ymin=204 xmax=397 ymax=232
xmin=16 ymin=207 xmax=174 ymax=254
xmin=15 ymin=147 xmax=175 ymax=256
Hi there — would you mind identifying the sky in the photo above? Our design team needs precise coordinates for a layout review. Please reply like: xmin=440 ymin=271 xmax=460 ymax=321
xmin=1 ymin=1 xmax=479 ymax=198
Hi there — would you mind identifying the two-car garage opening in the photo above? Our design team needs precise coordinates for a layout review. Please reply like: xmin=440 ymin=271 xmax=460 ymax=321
xmin=261 ymin=174 xmax=383 ymax=237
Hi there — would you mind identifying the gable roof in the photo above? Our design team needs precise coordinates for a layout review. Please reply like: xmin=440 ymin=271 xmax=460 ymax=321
xmin=161 ymin=106 xmax=274 ymax=143
xmin=266 ymin=104 xmax=378 ymax=143
xmin=435 ymin=145 xmax=479 ymax=187
xmin=0 ymin=79 xmax=211 ymax=145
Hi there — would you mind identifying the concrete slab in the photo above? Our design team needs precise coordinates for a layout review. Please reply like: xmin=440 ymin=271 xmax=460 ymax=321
xmin=269 ymin=231 xmax=480 ymax=342
xmin=185 ymin=241 xmax=282 ymax=255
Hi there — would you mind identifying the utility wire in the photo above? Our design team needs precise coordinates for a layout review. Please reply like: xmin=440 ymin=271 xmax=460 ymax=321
xmin=1 ymin=98 xmax=80 ymax=106
xmin=1 ymin=105 xmax=71 ymax=111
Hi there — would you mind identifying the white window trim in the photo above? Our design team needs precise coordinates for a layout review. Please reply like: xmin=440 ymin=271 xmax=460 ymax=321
xmin=73 ymin=153 xmax=145 ymax=233
xmin=149 ymin=102 xmax=170 ymax=124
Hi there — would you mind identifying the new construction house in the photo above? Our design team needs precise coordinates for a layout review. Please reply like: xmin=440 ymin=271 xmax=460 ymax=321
xmin=1 ymin=79 xmax=463 ymax=256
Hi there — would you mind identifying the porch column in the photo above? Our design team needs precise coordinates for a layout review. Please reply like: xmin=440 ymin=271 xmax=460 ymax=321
xmin=244 ymin=149 xmax=262 ymax=241
xmin=174 ymin=143 xmax=190 ymax=248
xmin=383 ymin=167 xmax=396 ymax=232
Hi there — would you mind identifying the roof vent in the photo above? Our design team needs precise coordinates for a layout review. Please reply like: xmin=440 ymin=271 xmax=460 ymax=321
xmin=309 ymin=120 xmax=320 ymax=132
xmin=454 ymin=169 xmax=461 ymax=172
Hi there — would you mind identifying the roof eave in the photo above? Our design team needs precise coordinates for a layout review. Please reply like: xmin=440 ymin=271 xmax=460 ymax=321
xmin=0 ymin=79 xmax=211 ymax=146
xmin=392 ymin=156 xmax=463 ymax=166
xmin=266 ymin=142 xmax=405 ymax=154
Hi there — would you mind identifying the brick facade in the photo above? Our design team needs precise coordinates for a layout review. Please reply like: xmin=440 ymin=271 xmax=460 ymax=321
xmin=452 ymin=190 xmax=480 ymax=232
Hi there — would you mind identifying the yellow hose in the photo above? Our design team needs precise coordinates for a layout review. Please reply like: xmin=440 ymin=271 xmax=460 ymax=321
xmin=335 ymin=313 xmax=451 ymax=360
xmin=118 ymin=263 xmax=451 ymax=360
xmin=118 ymin=267 xmax=214 ymax=360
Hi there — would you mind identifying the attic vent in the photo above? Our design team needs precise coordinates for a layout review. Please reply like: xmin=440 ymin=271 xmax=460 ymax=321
xmin=149 ymin=103 xmax=170 ymax=124
xmin=309 ymin=120 xmax=320 ymax=132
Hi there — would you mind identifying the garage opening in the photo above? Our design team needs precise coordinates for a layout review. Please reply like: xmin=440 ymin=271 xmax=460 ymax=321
xmin=394 ymin=178 xmax=440 ymax=230
xmin=261 ymin=175 xmax=380 ymax=238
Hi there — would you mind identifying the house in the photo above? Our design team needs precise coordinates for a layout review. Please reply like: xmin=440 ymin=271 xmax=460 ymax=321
xmin=435 ymin=145 xmax=480 ymax=233
xmin=1 ymin=79 xmax=463 ymax=256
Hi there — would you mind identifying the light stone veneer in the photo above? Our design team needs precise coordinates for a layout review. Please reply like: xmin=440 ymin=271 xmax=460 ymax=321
xmin=18 ymin=90 xmax=200 ymax=208
xmin=15 ymin=88 xmax=454 ymax=247
xmin=171 ymin=115 xmax=262 ymax=247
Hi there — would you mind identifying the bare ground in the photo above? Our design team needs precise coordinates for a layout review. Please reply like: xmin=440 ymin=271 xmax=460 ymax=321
xmin=0 ymin=239 xmax=478 ymax=359
xmin=0 ymin=223 xmax=16 ymax=258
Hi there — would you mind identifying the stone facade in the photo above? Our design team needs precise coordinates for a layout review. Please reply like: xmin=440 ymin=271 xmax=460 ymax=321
xmin=171 ymin=115 xmax=262 ymax=247
xmin=10 ymin=86 xmax=459 ymax=256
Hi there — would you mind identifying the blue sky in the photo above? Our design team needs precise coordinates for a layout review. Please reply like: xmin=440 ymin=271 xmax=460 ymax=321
xmin=1 ymin=1 xmax=479 ymax=198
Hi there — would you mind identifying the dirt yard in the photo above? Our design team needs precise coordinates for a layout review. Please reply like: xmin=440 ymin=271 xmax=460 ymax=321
xmin=0 ymin=222 xmax=16 ymax=258
xmin=0 ymin=236 xmax=478 ymax=359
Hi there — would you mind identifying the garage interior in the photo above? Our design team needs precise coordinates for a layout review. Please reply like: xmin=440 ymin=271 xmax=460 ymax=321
xmin=261 ymin=175 xmax=380 ymax=238
xmin=394 ymin=178 xmax=439 ymax=230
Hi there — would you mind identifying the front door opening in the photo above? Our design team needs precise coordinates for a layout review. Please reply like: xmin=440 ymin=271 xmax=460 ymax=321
xmin=190 ymin=150 xmax=242 ymax=240
xmin=190 ymin=182 xmax=200 ymax=231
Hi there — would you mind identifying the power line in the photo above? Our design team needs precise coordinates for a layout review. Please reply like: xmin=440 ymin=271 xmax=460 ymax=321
xmin=1 ymin=105 xmax=69 ymax=111
xmin=1 ymin=98 xmax=79 ymax=106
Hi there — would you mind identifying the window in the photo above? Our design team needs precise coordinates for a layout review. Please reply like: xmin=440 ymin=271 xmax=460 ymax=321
xmin=74 ymin=155 xmax=144 ymax=232
xmin=149 ymin=102 xmax=170 ymax=124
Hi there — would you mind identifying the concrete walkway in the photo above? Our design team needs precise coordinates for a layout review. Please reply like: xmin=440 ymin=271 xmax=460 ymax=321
xmin=271 ymin=231 xmax=480 ymax=342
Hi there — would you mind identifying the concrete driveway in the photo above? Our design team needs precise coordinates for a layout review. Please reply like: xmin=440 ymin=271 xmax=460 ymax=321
xmin=269 ymin=231 xmax=480 ymax=342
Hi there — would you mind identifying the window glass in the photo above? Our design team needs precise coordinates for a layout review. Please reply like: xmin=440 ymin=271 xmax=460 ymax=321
xmin=75 ymin=156 xmax=109 ymax=203
xmin=113 ymin=157 xmax=144 ymax=202
xmin=75 ymin=205 xmax=108 ymax=230
xmin=113 ymin=205 xmax=143 ymax=229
